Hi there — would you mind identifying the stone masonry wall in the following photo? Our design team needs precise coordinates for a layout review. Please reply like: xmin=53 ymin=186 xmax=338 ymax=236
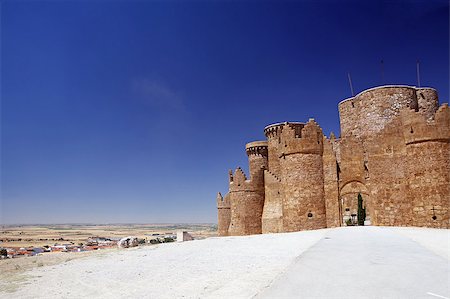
xmin=406 ymin=141 xmax=449 ymax=228
xmin=365 ymin=118 xmax=411 ymax=226
xmin=280 ymin=153 xmax=326 ymax=231
xmin=403 ymin=105 xmax=450 ymax=228
xmin=280 ymin=121 xmax=327 ymax=232
xmin=228 ymin=168 xmax=265 ymax=236
xmin=264 ymin=123 xmax=305 ymax=177
xmin=416 ymin=88 xmax=439 ymax=120
xmin=339 ymin=86 xmax=418 ymax=138
xmin=262 ymin=170 xmax=283 ymax=233
xmin=216 ymin=192 xmax=231 ymax=236
xmin=323 ymin=137 xmax=340 ymax=227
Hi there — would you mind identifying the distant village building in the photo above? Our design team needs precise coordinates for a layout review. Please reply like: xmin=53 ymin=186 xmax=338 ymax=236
xmin=176 ymin=231 xmax=193 ymax=242
xmin=217 ymin=85 xmax=450 ymax=236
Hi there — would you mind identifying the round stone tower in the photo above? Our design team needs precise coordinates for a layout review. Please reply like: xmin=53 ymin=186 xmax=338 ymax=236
xmin=279 ymin=120 xmax=327 ymax=232
xmin=246 ymin=141 xmax=269 ymax=187
xmin=264 ymin=122 xmax=305 ymax=177
xmin=228 ymin=141 xmax=268 ymax=236
xmin=338 ymin=85 xmax=439 ymax=139
xmin=216 ymin=192 xmax=231 ymax=236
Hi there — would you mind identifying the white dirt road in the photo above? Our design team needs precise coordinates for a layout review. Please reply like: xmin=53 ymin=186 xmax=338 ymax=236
xmin=1 ymin=226 xmax=448 ymax=299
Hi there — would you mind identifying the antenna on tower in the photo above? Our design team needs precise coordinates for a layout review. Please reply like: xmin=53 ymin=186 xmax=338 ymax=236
xmin=380 ymin=59 xmax=385 ymax=84
xmin=348 ymin=73 xmax=354 ymax=97
xmin=416 ymin=60 xmax=421 ymax=87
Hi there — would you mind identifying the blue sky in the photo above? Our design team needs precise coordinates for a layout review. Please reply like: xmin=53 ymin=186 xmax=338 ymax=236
xmin=1 ymin=0 xmax=448 ymax=224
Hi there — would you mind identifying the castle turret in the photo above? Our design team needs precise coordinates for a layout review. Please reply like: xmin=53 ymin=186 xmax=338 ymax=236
xmin=279 ymin=120 xmax=327 ymax=232
xmin=246 ymin=141 xmax=269 ymax=187
xmin=227 ymin=141 xmax=268 ymax=235
xmin=216 ymin=192 xmax=231 ymax=236
xmin=262 ymin=122 xmax=304 ymax=233
xmin=264 ymin=122 xmax=305 ymax=177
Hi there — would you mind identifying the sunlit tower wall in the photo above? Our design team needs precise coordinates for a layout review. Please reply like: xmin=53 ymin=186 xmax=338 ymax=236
xmin=402 ymin=104 xmax=450 ymax=228
xmin=216 ymin=192 xmax=231 ymax=236
xmin=416 ymin=88 xmax=439 ymax=120
xmin=264 ymin=122 xmax=305 ymax=177
xmin=227 ymin=141 xmax=268 ymax=236
xmin=262 ymin=122 xmax=305 ymax=233
xmin=279 ymin=120 xmax=327 ymax=232
xmin=338 ymin=86 xmax=439 ymax=139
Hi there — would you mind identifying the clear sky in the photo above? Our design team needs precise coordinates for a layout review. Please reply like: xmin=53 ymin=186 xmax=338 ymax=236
xmin=1 ymin=0 xmax=448 ymax=224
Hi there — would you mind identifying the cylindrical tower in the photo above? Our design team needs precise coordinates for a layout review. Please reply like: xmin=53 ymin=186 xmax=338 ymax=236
xmin=279 ymin=120 xmax=327 ymax=232
xmin=246 ymin=141 xmax=269 ymax=186
xmin=228 ymin=141 xmax=268 ymax=236
xmin=338 ymin=85 xmax=420 ymax=139
xmin=216 ymin=192 xmax=231 ymax=236
xmin=264 ymin=122 xmax=305 ymax=177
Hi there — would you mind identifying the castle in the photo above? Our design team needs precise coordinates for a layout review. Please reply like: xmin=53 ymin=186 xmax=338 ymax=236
xmin=216 ymin=85 xmax=450 ymax=236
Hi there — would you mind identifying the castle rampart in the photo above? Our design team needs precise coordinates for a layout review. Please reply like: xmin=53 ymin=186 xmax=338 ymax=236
xmin=228 ymin=142 xmax=268 ymax=236
xmin=217 ymin=85 xmax=449 ymax=236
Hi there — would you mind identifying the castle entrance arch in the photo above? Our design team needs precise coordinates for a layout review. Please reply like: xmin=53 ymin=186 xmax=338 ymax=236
xmin=340 ymin=181 xmax=369 ymax=225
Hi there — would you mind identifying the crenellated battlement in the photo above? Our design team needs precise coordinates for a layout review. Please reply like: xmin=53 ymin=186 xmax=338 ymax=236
xmin=245 ymin=141 xmax=268 ymax=156
xmin=228 ymin=167 xmax=264 ymax=193
xmin=216 ymin=192 xmax=230 ymax=209
xmin=229 ymin=167 xmax=246 ymax=183
xmin=279 ymin=119 xmax=324 ymax=155
xmin=402 ymin=103 xmax=450 ymax=145
xmin=264 ymin=122 xmax=305 ymax=138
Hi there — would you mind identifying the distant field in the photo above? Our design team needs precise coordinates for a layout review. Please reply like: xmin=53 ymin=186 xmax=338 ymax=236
xmin=0 ymin=223 xmax=217 ymax=248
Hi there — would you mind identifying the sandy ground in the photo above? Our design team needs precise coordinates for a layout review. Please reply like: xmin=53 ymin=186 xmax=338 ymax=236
xmin=0 ymin=227 xmax=448 ymax=299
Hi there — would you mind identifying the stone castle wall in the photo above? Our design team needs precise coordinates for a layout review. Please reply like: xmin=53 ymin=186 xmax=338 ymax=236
xmin=403 ymin=105 xmax=450 ymax=228
xmin=217 ymin=85 xmax=449 ymax=236
xmin=323 ymin=137 xmax=340 ymax=228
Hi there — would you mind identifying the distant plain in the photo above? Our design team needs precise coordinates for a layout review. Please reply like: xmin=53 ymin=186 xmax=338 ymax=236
xmin=0 ymin=223 xmax=217 ymax=248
